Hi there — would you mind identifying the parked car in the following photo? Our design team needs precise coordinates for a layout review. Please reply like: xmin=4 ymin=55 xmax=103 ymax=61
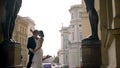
xmin=42 ymin=63 xmax=52 ymax=68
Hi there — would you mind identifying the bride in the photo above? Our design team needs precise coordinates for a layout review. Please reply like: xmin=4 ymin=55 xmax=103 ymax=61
xmin=31 ymin=30 xmax=44 ymax=68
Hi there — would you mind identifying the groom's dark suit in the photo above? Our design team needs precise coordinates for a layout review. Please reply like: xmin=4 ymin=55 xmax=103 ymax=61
xmin=27 ymin=36 xmax=37 ymax=68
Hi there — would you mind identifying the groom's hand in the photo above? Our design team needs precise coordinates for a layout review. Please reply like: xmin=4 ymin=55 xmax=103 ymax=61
xmin=29 ymin=48 xmax=35 ymax=53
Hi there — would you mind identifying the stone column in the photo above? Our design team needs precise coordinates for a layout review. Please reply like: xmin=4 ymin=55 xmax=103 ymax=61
xmin=99 ymin=0 xmax=109 ymax=68
xmin=99 ymin=0 xmax=120 ymax=68
xmin=112 ymin=0 xmax=120 ymax=67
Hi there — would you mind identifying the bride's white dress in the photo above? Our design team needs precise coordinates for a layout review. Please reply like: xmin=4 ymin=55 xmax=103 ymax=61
xmin=32 ymin=40 xmax=43 ymax=68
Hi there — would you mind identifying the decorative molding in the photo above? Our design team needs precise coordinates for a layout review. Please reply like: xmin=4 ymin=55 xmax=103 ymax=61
xmin=105 ymin=28 xmax=120 ymax=48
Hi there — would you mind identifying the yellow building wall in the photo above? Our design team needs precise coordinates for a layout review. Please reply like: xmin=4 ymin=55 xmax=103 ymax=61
xmin=12 ymin=16 xmax=29 ymax=67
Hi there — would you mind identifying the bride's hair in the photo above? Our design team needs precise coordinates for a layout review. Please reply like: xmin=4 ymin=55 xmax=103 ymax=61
xmin=39 ymin=30 xmax=44 ymax=37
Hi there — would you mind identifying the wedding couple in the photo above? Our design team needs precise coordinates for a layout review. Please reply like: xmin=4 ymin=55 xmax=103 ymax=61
xmin=27 ymin=30 xmax=44 ymax=68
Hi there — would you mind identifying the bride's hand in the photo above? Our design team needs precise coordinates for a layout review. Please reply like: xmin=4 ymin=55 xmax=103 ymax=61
xmin=33 ymin=49 xmax=38 ymax=53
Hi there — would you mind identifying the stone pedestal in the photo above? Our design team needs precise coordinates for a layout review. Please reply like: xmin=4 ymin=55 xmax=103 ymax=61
xmin=0 ymin=42 xmax=23 ymax=68
xmin=81 ymin=40 xmax=101 ymax=68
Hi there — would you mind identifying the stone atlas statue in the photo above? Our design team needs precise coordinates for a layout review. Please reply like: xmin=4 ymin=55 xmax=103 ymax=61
xmin=0 ymin=0 xmax=22 ymax=44
xmin=84 ymin=0 xmax=99 ymax=40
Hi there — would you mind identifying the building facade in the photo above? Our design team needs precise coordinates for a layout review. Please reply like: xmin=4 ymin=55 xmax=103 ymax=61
xmin=81 ymin=0 xmax=120 ymax=68
xmin=12 ymin=16 xmax=28 ymax=67
xmin=58 ymin=49 xmax=64 ymax=66
xmin=23 ymin=17 xmax=35 ymax=37
xmin=59 ymin=27 xmax=69 ymax=67
xmin=12 ymin=16 xmax=35 ymax=67
xmin=59 ymin=4 xmax=82 ymax=68
xmin=99 ymin=0 xmax=120 ymax=68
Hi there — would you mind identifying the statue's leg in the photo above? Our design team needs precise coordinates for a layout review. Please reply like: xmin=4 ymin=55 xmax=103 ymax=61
xmin=84 ymin=0 xmax=99 ymax=40
xmin=9 ymin=16 xmax=16 ymax=40
xmin=84 ymin=0 xmax=94 ymax=12
xmin=2 ymin=20 xmax=9 ymax=40
xmin=9 ymin=0 xmax=22 ymax=40
xmin=3 ymin=0 xmax=16 ymax=41
xmin=0 ymin=0 xmax=6 ymax=41
xmin=89 ymin=8 xmax=99 ymax=40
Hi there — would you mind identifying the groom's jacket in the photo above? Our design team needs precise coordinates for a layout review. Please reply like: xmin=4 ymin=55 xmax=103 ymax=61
xmin=27 ymin=36 xmax=36 ymax=54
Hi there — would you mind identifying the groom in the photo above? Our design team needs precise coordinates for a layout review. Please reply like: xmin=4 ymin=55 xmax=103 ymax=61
xmin=26 ymin=30 xmax=39 ymax=68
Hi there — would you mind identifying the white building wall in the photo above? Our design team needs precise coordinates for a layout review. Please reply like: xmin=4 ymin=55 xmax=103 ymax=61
xmin=58 ymin=50 xmax=64 ymax=66
xmin=59 ymin=27 xmax=69 ymax=67
xmin=69 ymin=43 xmax=81 ymax=68
xmin=68 ymin=4 xmax=82 ymax=68
xmin=60 ymin=4 xmax=82 ymax=68
xmin=59 ymin=54 xmax=64 ymax=65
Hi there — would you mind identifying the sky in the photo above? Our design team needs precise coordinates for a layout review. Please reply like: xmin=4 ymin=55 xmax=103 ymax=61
xmin=19 ymin=0 xmax=81 ymax=56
